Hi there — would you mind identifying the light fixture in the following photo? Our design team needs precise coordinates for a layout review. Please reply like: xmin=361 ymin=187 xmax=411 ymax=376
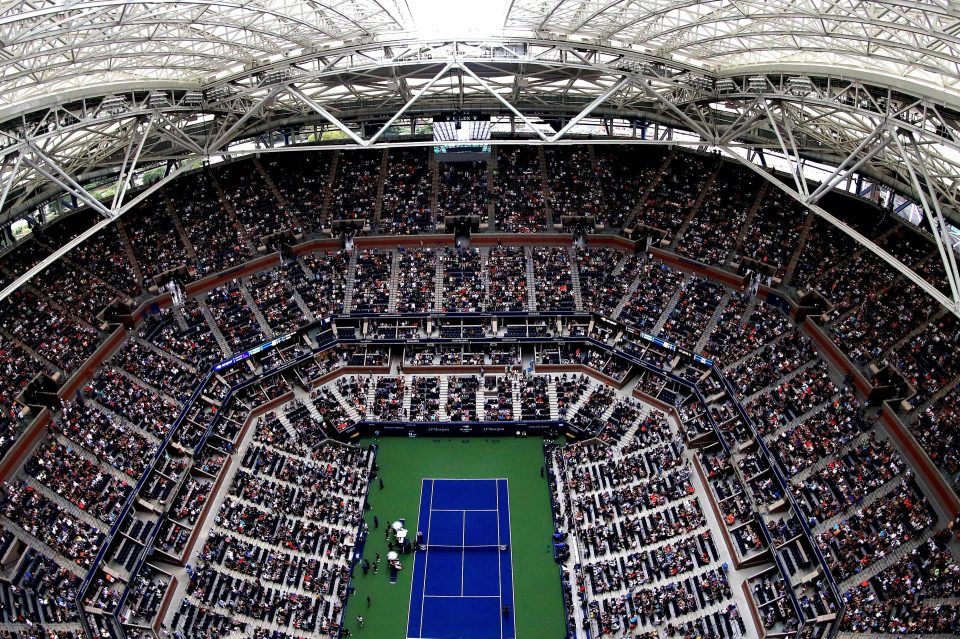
xmin=716 ymin=78 xmax=736 ymax=93
xmin=787 ymin=76 xmax=814 ymax=96
xmin=99 ymin=95 xmax=128 ymax=113
xmin=182 ymin=91 xmax=204 ymax=107
xmin=747 ymin=76 xmax=768 ymax=93
xmin=146 ymin=91 xmax=170 ymax=108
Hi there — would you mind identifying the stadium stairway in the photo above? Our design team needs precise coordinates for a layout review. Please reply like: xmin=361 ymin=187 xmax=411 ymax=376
xmin=475 ymin=381 xmax=485 ymax=418
xmin=727 ymin=182 xmax=771 ymax=268
xmin=653 ymin=273 xmax=691 ymax=336
xmin=695 ymin=289 xmax=734 ymax=354
xmin=524 ymin=246 xmax=537 ymax=312
xmin=547 ymin=377 xmax=560 ymax=420
xmin=511 ymin=377 xmax=523 ymax=418
xmin=275 ymin=408 xmax=298 ymax=440
xmin=319 ymin=150 xmax=340 ymax=225
xmin=372 ymin=148 xmax=389 ymax=231
xmin=611 ymin=265 xmax=644 ymax=321
xmin=239 ymin=281 xmax=275 ymax=338
xmin=437 ymin=377 xmax=449 ymax=421
xmin=568 ymin=245 xmax=585 ymax=312
xmin=480 ymin=247 xmax=491 ymax=311
xmin=430 ymin=149 xmax=440 ymax=222
xmin=623 ymin=147 xmax=677 ymax=230
xmin=342 ymin=250 xmax=359 ymax=314
xmin=587 ymin=146 xmax=609 ymax=225
xmin=433 ymin=250 xmax=444 ymax=312
xmin=170 ymin=304 xmax=191 ymax=332
xmin=387 ymin=249 xmax=401 ymax=313
xmin=486 ymin=152 xmax=497 ymax=231
xmin=290 ymin=289 xmax=316 ymax=323
xmin=782 ymin=210 xmax=816 ymax=283
xmin=671 ymin=162 xmax=723 ymax=249
xmin=198 ymin=300 xmax=233 ymax=357
xmin=165 ymin=199 xmax=199 ymax=260
xmin=327 ymin=384 xmax=364 ymax=423
xmin=537 ymin=146 xmax=555 ymax=228
xmin=114 ymin=217 xmax=147 ymax=286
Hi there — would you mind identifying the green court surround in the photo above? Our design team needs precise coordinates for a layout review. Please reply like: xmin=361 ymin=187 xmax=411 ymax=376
xmin=342 ymin=437 xmax=566 ymax=639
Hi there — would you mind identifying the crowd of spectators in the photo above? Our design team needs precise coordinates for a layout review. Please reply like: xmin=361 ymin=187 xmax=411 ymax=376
xmin=217 ymin=161 xmax=299 ymax=242
xmin=395 ymin=248 xmax=436 ymax=313
xmin=351 ymin=249 xmax=391 ymax=314
xmin=262 ymin=153 xmax=331 ymax=234
xmin=329 ymin=150 xmax=381 ymax=224
xmin=168 ymin=171 xmax=251 ymax=276
xmin=495 ymin=147 xmax=546 ymax=232
xmin=633 ymin=153 xmax=713 ymax=238
xmin=0 ymin=480 xmax=105 ymax=569
xmin=593 ymin=147 xmax=666 ymax=229
xmin=437 ymin=160 xmax=489 ymax=224
xmin=203 ymin=279 xmax=266 ymax=352
xmin=911 ymin=387 xmax=960 ymax=489
xmin=817 ymin=478 xmax=936 ymax=583
xmin=676 ymin=165 xmax=760 ymax=267
xmin=485 ymin=245 xmax=528 ymax=311
xmin=295 ymin=250 xmax=349 ymax=319
xmin=441 ymin=247 xmax=484 ymax=312
xmin=532 ymin=247 xmax=576 ymax=311
xmin=248 ymin=268 xmax=307 ymax=335
xmin=735 ymin=189 xmax=805 ymax=280
xmin=380 ymin=148 xmax=434 ymax=235
xmin=544 ymin=147 xmax=603 ymax=223
xmin=121 ymin=201 xmax=186 ymax=281
xmin=4 ymin=144 xmax=960 ymax=639
xmin=2 ymin=289 xmax=101 ymax=374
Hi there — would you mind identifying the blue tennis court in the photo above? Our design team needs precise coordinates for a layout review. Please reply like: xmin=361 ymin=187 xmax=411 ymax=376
xmin=407 ymin=478 xmax=515 ymax=639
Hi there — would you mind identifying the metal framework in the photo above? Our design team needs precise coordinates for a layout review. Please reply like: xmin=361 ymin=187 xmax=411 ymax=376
xmin=0 ymin=3 xmax=957 ymax=315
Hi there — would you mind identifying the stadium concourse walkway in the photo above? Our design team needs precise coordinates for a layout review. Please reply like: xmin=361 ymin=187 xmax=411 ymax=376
xmin=342 ymin=437 xmax=566 ymax=639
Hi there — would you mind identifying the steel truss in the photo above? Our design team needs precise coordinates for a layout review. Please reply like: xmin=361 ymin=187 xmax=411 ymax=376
xmin=0 ymin=38 xmax=958 ymax=317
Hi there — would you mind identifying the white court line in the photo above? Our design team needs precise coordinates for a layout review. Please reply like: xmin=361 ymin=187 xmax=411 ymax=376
xmin=496 ymin=476 xmax=503 ymax=639
xmin=406 ymin=477 xmax=425 ymax=639
xmin=418 ymin=478 xmax=436 ymax=639
xmin=461 ymin=509 xmax=466 ymax=596
xmin=423 ymin=594 xmax=501 ymax=598
xmin=504 ymin=478 xmax=515 ymax=639
xmin=431 ymin=508 xmax=499 ymax=512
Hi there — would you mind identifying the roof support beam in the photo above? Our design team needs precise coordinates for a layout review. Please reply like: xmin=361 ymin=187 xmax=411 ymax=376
xmin=22 ymin=146 xmax=112 ymax=218
xmin=805 ymin=126 xmax=891 ymax=205
xmin=637 ymin=79 xmax=716 ymax=143
xmin=457 ymin=62 xmax=550 ymax=142
xmin=367 ymin=62 xmax=455 ymax=145
xmin=548 ymin=76 xmax=630 ymax=142
xmin=206 ymin=86 xmax=283 ymax=153
xmin=890 ymin=128 xmax=960 ymax=306
xmin=0 ymin=161 xmax=193 ymax=303
xmin=285 ymin=85 xmax=367 ymax=146
xmin=0 ymin=152 xmax=24 ymax=218
xmin=722 ymin=143 xmax=960 ymax=318
xmin=110 ymin=116 xmax=153 ymax=215
xmin=763 ymin=101 xmax=809 ymax=198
